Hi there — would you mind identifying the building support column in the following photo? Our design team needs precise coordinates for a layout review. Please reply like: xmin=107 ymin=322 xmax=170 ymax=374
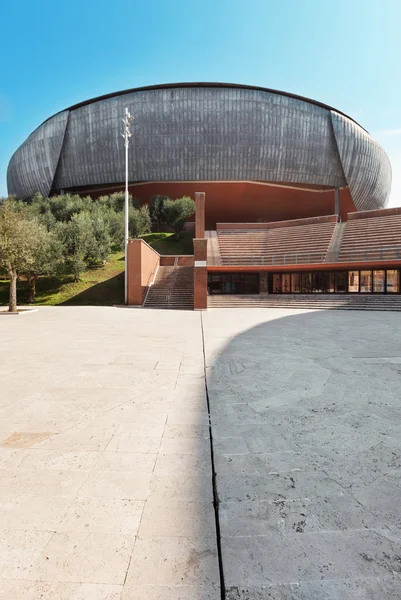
xmin=195 ymin=192 xmax=205 ymax=238
xmin=334 ymin=187 xmax=340 ymax=222
xmin=259 ymin=271 xmax=269 ymax=296
xmin=193 ymin=238 xmax=208 ymax=310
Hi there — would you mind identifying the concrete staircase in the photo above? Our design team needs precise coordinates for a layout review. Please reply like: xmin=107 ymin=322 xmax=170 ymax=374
xmin=208 ymin=294 xmax=401 ymax=311
xmin=205 ymin=230 xmax=222 ymax=265
xmin=144 ymin=262 xmax=194 ymax=310
xmin=325 ymin=222 xmax=347 ymax=262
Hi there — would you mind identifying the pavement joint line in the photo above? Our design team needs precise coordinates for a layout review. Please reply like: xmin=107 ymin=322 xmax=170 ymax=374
xmin=200 ymin=311 xmax=226 ymax=600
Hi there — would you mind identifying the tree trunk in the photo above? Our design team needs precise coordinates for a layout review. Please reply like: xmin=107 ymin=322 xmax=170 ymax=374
xmin=27 ymin=275 xmax=37 ymax=303
xmin=8 ymin=269 xmax=17 ymax=313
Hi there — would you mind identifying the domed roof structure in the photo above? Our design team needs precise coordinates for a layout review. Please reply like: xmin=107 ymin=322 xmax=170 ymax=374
xmin=7 ymin=82 xmax=391 ymax=213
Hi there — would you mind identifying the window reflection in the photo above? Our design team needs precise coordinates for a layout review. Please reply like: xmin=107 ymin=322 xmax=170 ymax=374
xmin=214 ymin=269 xmax=401 ymax=294
xmin=282 ymin=274 xmax=291 ymax=293
xmin=208 ymin=273 xmax=259 ymax=294
xmin=335 ymin=272 xmax=347 ymax=293
xmin=302 ymin=272 xmax=312 ymax=293
xmin=387 ymin=270 xmax=399 ymax=293
xmin=348 ymin=271 xmax=359 ymax=293
xmin=291 ymin=273 xmax=301 ymax=293
xmin=312 ymin=272 xmax=331 ymax=292
xmin=273 ymin=273 xmax=281 ymax=293
xmin=373 ymin=270 xmax=385 ymax=293
xmin=360 ymin=271 xmax=372 ymax=293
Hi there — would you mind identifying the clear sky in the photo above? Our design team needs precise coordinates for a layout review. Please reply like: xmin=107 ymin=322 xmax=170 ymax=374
xmin=1 ymin=0 xmax=400 ymax=204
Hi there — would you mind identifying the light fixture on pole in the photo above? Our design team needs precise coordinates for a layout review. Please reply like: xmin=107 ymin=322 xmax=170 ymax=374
xmin=121 ymin=107 xmax=134 ymax=304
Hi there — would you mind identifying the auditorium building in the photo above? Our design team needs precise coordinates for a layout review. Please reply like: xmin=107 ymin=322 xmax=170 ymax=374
xmin=7 ymin=82 xmax=401 ymax=309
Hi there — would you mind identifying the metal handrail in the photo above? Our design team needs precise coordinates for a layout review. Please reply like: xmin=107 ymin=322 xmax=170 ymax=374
xmin=167 ymin=257 xmax=179 ymax=307
xmin=207 ymin=246 xmax=401 ymax=266
xmin=143 ymin=263 xmax=159 ymax=305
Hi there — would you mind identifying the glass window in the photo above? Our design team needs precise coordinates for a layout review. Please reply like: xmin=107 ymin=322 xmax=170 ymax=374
xmin=282 ymin=274 xmax=291 ymax=293
xmin=373 ymin=270 xmax=385 ymax=293
xmin=328 ymin=272 xmax=335 ymax=293
xmin=360 ymin=271 xmax=372 ymax=293
xmin=222 ymin=275 xmax=231 ymax=294
xmin=208 ymin=273 xmax=259 ymax=294
xmin=273 ymin=274 xmax=281 ymax=293
xmin=348 ymin=271 xmax=359 ymax=293
xmin=291 ymin=273 xmax=301 ymax=293
xmin=302 ymin=272 xmax=312 ymax=293
xmin=208 ymin=274 xmax=222 ymax=294
xmin=312 ymin=272 xmax=331 ymax=293
xmin=386 ymin=270 xmax=399 ymax=293
xmin=312 ymin=272 xmax=321 ymax=292
xmin=335 ymin=271 xmax=347 ymax=293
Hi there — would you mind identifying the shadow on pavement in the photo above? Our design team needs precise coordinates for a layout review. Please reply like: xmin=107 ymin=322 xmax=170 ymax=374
xmin=205 ymin=309 xmax=401 ymax=599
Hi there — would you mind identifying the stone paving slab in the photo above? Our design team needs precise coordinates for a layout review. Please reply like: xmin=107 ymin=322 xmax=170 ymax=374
xmin=2 ymin=306 xmax=401 ymax=598
xmin=225 ymin=576 xmax=401 ymax=600
xmin=0 ymin=581 xmax=123 ymax=600
xmin=0 ymin=307 xmax=219 ymax=599
xmin=203 ymin=308 xmax=401 ymax=599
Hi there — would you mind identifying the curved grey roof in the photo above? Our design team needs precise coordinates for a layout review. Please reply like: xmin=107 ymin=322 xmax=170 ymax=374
xmin=7 ymin=83 xmax=391 ymax=211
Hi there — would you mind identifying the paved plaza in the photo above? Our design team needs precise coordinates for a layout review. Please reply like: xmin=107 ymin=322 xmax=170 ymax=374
xmin=1 ymin=307 xmax=401 ymax=599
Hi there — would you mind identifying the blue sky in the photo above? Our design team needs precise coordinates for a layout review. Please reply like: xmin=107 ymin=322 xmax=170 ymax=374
xmin=1 ymin=0 xmax=400 ymax=204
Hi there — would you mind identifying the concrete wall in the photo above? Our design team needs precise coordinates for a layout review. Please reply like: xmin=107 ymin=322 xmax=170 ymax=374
xmin=113 ymin=182 xmax=356 ymax=228
xmin=194 ymin=239 xmax=208 ymax=310
xmin=127 ymin=239 xmax=160 ymax=305
xmin=160 ymin=256 xmax=194 ymax=266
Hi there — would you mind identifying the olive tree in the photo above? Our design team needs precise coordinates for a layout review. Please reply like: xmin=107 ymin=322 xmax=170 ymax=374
xmin=56 ymin=213 xmax=95 ymax=282
xmin=23 ymin=227 xmax=64 ymax=303
xmin=162 ymin=197 xmax=195 ymax=239
xmin=129 ymin=205 xmax=151 ymax=238
xmin=149 ymin=195 xmax=169 ymax=231
xmin=0 ymin=200 xmax=43 ymax=312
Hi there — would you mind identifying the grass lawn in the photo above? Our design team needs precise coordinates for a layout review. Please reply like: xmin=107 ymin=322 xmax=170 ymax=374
xmin=0 ymin=231 xmax=194 ymax=307
xmin=0 ymin=252 xmax=125 ymax=307
xmin=142 ymin=230 xmax=194 ymax=255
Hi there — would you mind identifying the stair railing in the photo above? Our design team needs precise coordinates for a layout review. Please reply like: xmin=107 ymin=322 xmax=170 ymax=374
xmin=167 ymin=257 xmax=178 ymax=308
xmin=143 ymin=263 xmax=160 ymax=306
xmin=208 ymin=245 xmax=401 ymax=266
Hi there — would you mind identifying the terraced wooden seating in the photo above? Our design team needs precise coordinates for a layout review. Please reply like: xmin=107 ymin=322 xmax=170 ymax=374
xmin=215 ymin=220 xmax=336 ymax=266
xmin=339 ymin=213 xmax=401 ymax=262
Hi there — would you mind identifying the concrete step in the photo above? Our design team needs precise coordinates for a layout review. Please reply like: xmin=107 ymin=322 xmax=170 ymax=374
xmin=144 ymin=263 xmax=194 ymax=310
xmin=207 ymin=294 xmax=401 ymax=311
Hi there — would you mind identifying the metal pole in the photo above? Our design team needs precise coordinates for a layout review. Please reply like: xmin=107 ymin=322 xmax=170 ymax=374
xmin=334 ymin=187 xmax=340 ymax=222
xmin=122 ymin=107 xmax=134 ymax=304
xmin=124 ymin=134 xmax=129 ymax=305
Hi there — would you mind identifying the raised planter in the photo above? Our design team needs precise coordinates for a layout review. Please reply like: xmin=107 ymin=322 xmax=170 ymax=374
xmin=0 ymin=307 xmax=38 ymax=315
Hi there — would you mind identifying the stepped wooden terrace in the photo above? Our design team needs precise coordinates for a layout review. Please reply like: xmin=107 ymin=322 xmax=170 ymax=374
xmin=207 ymin=209 xmax=401 ymax=268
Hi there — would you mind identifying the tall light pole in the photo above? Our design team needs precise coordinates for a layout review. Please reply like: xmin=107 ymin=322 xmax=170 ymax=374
xmin=122 ymin=107 xmax=134 ymax=304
